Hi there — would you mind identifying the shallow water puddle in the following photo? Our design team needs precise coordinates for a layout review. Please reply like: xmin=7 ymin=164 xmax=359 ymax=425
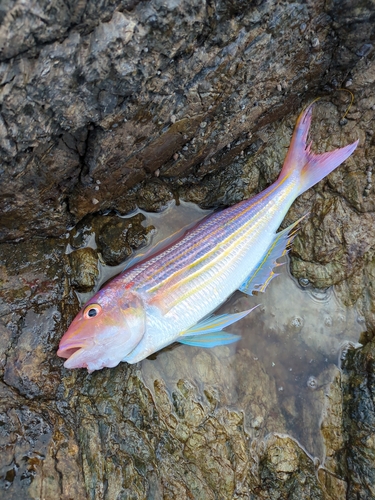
xmin=72 ymin=200 xmax=364 ymax=460
xmin=142 ymin=258 xmax=363 ymax=459
xmin=74 ymin=200 xmax=212 ymax=305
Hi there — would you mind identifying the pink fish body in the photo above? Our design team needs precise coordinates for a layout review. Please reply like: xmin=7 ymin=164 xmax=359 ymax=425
xmin=58 ymin=105 xmax=358 ymax=372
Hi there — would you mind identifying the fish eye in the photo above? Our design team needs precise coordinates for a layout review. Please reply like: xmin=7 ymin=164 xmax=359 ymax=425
xmin=83 ymin=303 xmax=102 ymax=319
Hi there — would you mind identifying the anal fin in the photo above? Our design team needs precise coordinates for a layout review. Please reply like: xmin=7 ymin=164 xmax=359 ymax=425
xmin=239 ymin=214 xmax=307 ymax=296
xmin=177 ymin=307 xmax=258 ymax=348
xmin=178 ymin=332 xmax=241 ymax=348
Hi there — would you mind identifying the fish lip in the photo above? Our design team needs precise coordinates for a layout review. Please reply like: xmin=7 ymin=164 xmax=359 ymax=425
xmin=57 ymin=341 xmax=91 ymax=360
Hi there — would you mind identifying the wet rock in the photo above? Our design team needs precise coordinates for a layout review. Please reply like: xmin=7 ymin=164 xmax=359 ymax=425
xmin=132 ymin=180 xmax=175 ymax=213
xmin=98 ymin=213 xmax=153 ymax=266
xmin=2 ymin=0 xmax=370 ymax=241
xmin=317 ymin=366 xmax=357 ymax=498
xmin=330 ymin=0 xmax=375 ymax=80
xmin=341 ymin=341 xmax=375 ymax=499
xmin=67 ymin=354 xmax=330 ymax=499
xmin=0 ymin=229 xmax=366 ymax=499
xmin=0 ymin=239 xmax=66 ymax=314
xmin=290 ymin=194 xmax=375 ymax=288
xmin=0 ymin=237 xmax=87 ymax=496
xmin=233 ymin=349 xmax=286 ymax=438
xmin=69 ymin=213 xmax=104 ymax=250
xmin=360 ymin=253 xmax=375 ymax=337
xmin=2 ymin=307 xmax=63 ymax=399
xmin=257 ymin=435 xmax=326 ymax=499
xmin=0 ymin=135 xmax=81 ymax=242
xmin=0 ymin=238 xmax=76 ymax=400
xmin=68 ymin=247 xmax=99 ymax=292
xmin=70 ymin=117 xmax=204 ymax=218
xmin=1 ymin=0 xmax=375 ymax=498
xmin=69 ymin=212 xmax=154 ymax=267
xmin=144 ymin=345 xmax=287 ymax=441
xmin=177 ymin=152 xmax=261 ymax=209
xmin=0 ymin=382 xmax=86 ymax=500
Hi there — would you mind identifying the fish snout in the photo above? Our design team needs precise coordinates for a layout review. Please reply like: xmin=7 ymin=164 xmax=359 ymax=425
xmin=57 ymin=340 xmax=93 ymax=360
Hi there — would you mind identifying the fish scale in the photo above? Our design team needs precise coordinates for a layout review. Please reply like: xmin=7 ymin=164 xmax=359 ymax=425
xmin=128 ymin=176 xmax=295 ymax=297
xmin=121 ymin=181 xmax=281 ymax=292
xmin=124 ymin=177 xmax=299 ymax=363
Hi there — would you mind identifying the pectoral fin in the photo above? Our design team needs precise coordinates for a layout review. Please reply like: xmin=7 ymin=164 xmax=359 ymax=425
xmin=177 ymin=307 xmax=258 ymax=347
xmin=239 ymin=215 xmax=307 ymax=296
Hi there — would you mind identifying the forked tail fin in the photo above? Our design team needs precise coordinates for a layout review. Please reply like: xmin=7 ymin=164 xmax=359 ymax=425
xmin=278 ymin=103 xmax=359 ymax=195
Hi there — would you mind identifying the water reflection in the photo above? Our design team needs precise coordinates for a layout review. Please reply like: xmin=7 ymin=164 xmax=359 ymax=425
xmin=71 ymin=200 xmax=364 ymax=460
xmin=142 ymin=258 xmax=363 ymax=458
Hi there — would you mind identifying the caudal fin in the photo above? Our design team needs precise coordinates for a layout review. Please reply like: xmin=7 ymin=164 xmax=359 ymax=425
xmin=279 ymin=103 xmax=359 ymax=195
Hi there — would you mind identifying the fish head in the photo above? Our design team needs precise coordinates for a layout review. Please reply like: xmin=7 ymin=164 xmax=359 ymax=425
xmin=57 ymin=289 xmax=145 ymax=373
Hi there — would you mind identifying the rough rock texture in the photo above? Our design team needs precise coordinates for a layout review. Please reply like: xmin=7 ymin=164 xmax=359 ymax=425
xmin=1 ymin=0 xmax=373 ymax=241
xmin=341 ymin=343 xmax=375 ymax=499
xmin=1 ymin=0 xmax=375 ymax=498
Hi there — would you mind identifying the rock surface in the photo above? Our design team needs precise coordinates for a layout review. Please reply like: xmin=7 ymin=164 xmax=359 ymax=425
xmin=1 ymin=0 xmax=375 ymax=498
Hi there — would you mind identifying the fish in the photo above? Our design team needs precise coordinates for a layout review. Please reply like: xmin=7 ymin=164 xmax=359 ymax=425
xmin=57 ymin=104 xmax=358 ymax=373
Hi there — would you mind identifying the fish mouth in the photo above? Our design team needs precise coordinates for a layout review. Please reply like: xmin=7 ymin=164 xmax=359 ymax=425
xmin=57 ymin=340 xmax=101 ymax=371
xmin=57 ymin=342 xmax=88 ymax=360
